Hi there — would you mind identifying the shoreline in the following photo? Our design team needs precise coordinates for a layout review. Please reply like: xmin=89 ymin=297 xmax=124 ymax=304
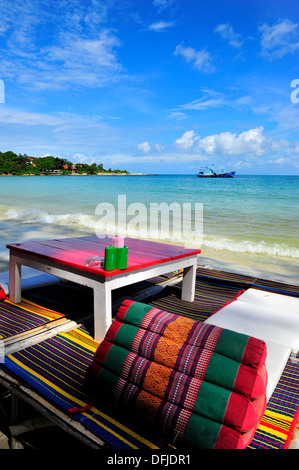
xmin=0 ymin=172 xmax=152 ymax=176
xmin=0 ymin=227 xmax=298 ymax=286
xmin=0 ymin=251 xmax=297 ymax=287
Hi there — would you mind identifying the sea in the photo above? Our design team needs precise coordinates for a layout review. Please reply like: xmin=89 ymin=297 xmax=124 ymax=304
xmin=0 ymin=174 xmax=298 ymax=285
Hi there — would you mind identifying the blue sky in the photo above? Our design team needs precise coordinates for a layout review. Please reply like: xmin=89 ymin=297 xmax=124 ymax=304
xmin=0 ymin=0 xmax=298 ymax=174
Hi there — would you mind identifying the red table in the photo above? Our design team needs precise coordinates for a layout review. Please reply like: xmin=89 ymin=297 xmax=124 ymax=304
xmin=7 ymin=236 xmax=201 ymax=342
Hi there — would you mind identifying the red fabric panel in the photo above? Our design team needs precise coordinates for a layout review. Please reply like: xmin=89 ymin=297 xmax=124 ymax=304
xmin=224 ymin=393 xmax=258 ymax=432
xmin=252 ymin=393 xmax=267 ymax=422
xmin=237 ymin=427 xmax=257 ymax=449
xmin=251 ymin=364 xmax=267 ymax=399
xmin=116 ymin=299 xmax=134 ymax=321
xmin=215 ymin=393 xmax=267 ymax=448
xmin=0 ymin=287 xmax=6 ymax=301
xmin=214 ymin=425 xmax=243 ymax=449
xmin=88 ymin=339 xmax=113 ymax=372
xmin=234 ymin=363 xmax=267 ymax=399
xmin=105 ymin=321 xmax=123 ymax=343
xmin=7 ymin=237 xmax=201 ymax=278
xmin=237 ymin=394 xmax=266 ymax=450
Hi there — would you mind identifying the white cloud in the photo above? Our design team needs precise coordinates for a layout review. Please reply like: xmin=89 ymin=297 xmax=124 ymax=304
xmin=173 ymin=89 xmax=251 ymax=114
xmin=0 ymin=106 xmax=65 ymax=126
xmin=0 ymin=104 xmax=121 ymax=156
xmin=174 ymin=43 xmax=214 ymax=73
xmin=259 ymin=19 xmax=299 ymax=58
xmin=148 ymin=21 xmax=175 ymax=32
xmin=138 ymin=141 xmax=151 ymax=153
xmin=173 ymin=127 xmax=298 ymax=166
xmin=45 ymin=31 xmax=120 ymax=68
xmin=175 ymin=130 xmax=198 ymax=150
xmin=0 ymin=106 xmax=112 ymax=132
xmin=197 ymin=126 xmax=267 ymax=156
xmin=0 ymin=1 xmax=125 ymax=89
xmin=214 ymin=23 xmax=243 ymax=48
xmin=266 ymin=156 xmax=299 ymax=168
xmin=167 ymin=111 xmax=188 ymax=120
xmin=70 ymin=153 xmax=90 ymax=163
xmin=107 ymin=151 xmax=201 ymax=164
xmin=270 ymin=157 xmax=291 ymax=165
xmin=155 ymin=144 xmax=165 ymax=152
xmin=152 ymin=0 xmax=175 ymax=12
xmin=38 ymin=29 xmax=123 ymax=88
xmin=178 ymin=97 xmax=226 ymax=110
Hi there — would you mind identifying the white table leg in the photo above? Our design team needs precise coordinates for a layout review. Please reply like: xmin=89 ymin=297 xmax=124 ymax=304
xmin=93 ymin=282 xmax=112 ymax=343
xmin=9 ymin=254 xmax=22 ymax=303
xmin=181 ymin=261 xmax=197 ymax=302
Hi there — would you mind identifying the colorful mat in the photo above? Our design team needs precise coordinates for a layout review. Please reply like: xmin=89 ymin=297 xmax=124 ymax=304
xmin=0 ymin=270 xmax=298 ymax=449
xmin=148 ymin=276 xmax=244 ymax=322
xmin=195 ymin=266 xmax=299 ymax=297
xmin=0 ymin=298 xmax=64 ymax=339
xmin=249 ymin=355 xmax=299 ymax=449
xmin=0 ymin=326 xmax=171 ymax=449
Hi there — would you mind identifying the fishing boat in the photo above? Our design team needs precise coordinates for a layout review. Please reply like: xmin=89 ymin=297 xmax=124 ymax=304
xmin=197 ymin=166 xmax=236 ymax=177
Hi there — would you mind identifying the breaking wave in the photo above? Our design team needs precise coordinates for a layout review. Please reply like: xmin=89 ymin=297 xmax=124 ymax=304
xmin=5 ymin=208 xmax=98 ymax=230
xmin=4 ymin=207 xmax=299 ymax=259
xmin=203 ymin=235 xmax=299 ymax=259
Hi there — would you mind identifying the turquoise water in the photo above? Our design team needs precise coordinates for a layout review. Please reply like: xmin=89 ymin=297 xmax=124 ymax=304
xmin=0 ymin=174 xmax=298 ymax=283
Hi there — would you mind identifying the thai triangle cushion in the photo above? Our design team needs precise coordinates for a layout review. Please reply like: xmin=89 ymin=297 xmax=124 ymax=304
xmin=85 ymin=300 xmax=267 ymax=450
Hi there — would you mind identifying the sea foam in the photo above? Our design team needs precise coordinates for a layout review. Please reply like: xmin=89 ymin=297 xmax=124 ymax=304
xmin=5 ymin=208 xmax=97 ymax=229
xmin=4 ymin=207 xmax=299 ymax=259
xmin=203 ymin=235 xmax=299 ymax=258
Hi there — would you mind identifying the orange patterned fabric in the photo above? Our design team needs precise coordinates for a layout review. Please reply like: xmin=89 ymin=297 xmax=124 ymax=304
xmin=86 ymin=300 xmax=268 ymax=449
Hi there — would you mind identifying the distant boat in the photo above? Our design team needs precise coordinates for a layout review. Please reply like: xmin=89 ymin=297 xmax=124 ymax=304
xmin=197 ymin=167 xmax=236 ymax=178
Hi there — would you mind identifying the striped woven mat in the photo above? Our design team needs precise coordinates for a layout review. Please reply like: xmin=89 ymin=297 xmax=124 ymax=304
xmin=195 ymin=266 xmax=299 ymax=297
xmin=0 ymin=298 xmax=64 ymax=339
xmin=1 ymin=308 xmax=298 ymax=449
xmin=0 ymin=269 xmax=298 ymax=449
xmin=1 ymin=326 xmax=172 ymax=450
xmin=148 ymin=277 xmax=244 ymax=322
xmin=249 ymin=356 xmax=299 ymax=449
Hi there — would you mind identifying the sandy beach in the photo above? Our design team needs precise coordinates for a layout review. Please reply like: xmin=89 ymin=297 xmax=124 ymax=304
xmin=0 ymin=224 xmax=298 ymax=286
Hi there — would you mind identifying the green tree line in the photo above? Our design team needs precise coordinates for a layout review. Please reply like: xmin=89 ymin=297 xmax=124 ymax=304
xmin=0 ymin=151 xmax=129 ymax=175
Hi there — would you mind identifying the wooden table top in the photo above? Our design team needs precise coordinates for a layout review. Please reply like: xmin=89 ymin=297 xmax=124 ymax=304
xmin=7 ymin=236 xmax=201 ymax=278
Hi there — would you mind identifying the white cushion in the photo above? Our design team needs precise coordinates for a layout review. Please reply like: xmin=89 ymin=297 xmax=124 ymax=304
xmin=205 ymin=296 xmax=299 ymax=353
xmin=262 ymin=341 xmax=291 ymax=400
xmin=205 ymin=287 xmax=299 ymax=400
xmin=238 ymin=288 xmax=299 ymax=314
